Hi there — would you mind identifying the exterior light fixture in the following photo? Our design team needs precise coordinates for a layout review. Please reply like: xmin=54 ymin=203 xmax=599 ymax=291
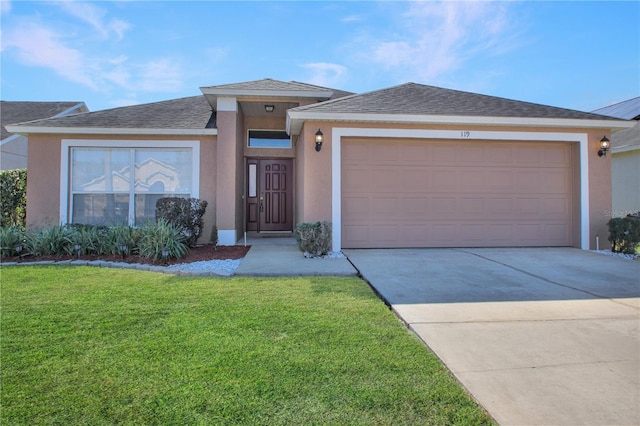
xmin=118 ymin=242 xmax=128 ymax=260
xmin=74 ymin=243 xmax=82 ymax=259
xmin=598 ymin=136 xmax=610 ymax=157
xmin=264 ymin=105 xmax=275 ymax=113
xmin=161 ymin=247 xmax=170 ymax=265
xmin=13 ymin=243 xmax=23 ymax=261
xmin=315 ymin=129 xmax=324 ymax=152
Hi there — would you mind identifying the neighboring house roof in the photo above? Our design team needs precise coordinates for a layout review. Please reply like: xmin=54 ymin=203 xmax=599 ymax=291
xmin=1 ymin=101 xmax=88 ymax=140
xmin=609 ymin=122 xmax=640 ymax=153
xmin=6 ymin=96 xmax=216 ymax=136
xmin=592 ymin=96 xmax=640 ymax=153
xmin=592 ymin=97 xmax=640 ymax=120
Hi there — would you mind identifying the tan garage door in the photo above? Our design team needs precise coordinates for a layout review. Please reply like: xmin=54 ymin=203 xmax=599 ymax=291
xmin=342 ymin=138 xmax=575 ymax=248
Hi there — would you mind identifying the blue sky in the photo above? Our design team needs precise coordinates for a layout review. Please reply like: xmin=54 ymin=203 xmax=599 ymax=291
xmin=1 ymin=1 xmax=638 ymax=114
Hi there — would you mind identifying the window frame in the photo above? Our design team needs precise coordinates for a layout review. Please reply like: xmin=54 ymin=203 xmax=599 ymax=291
xmin=61 ymin=140 xmax=200 ymax=226
xmin=247 ymin=129 xmax=292 ymax=149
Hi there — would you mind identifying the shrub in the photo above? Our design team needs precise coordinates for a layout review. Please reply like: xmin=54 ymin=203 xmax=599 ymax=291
xmin=155 ymin=197 xmax=208 ymax=247
xmin=607 ymin=215 xmax=640 ymax=254
xmin=294 ymin=221 xmax=332 ymax=257
xmin=0 ymin=226 xmax=26 ymax=257
xmin=107 ymin=224 xmax=143 ymax=256
xmin=0 ymin=169 xmax=27 ymax=228
xmin=138 ymin=219 xmax=189 ymax=260
xmin=25 ymin=225 xmax=75 ymax=256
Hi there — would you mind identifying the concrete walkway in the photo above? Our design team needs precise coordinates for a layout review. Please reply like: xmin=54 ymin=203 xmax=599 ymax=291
xmin=344 ymin=248 xmax=640 ymax=426
xmin=235 ymin=240 xmax=357 ymax=277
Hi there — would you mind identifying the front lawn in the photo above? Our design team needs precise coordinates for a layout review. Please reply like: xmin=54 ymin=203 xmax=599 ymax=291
xmin=1 ymin=266 xmax=493 ymax=425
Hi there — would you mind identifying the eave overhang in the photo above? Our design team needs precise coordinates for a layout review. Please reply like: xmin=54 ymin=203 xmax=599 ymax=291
xmin=200 ymin=87 xmax=333 ymax=111
xmin=5 ymin=125 xmax=218 ymax=137
xmin=286 ymin=111 xmax=636 ymax=135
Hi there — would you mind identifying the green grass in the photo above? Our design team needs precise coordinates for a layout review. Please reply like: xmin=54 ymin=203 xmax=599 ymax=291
xmin=1 ymin=266 xmax=493 ymax=425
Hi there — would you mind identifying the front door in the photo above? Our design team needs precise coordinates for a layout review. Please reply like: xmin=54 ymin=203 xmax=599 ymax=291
xmin=246 ymin=159 xmax=293 ymax=232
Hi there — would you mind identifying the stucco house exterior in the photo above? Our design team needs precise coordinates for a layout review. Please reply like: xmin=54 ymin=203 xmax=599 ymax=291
xmin=6 ymin=79 xmax=634 ymax=251
xmin=1 ymin=101 xmax=88 ymax=170
xmin=592 ymin=97 xmax=640 ymax=218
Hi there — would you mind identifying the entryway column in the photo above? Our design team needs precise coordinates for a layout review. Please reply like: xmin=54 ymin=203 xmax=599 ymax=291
xmin=216 ymin=97 xmax=240 ymax=245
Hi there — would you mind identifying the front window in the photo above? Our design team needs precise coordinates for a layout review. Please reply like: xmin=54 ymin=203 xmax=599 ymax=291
xmin=70 ymin=147 xmax=193 ymax=226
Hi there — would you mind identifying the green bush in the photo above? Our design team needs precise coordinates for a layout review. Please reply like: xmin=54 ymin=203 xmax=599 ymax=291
xmin=0 ymin=169 xmax=27 ymax=228
xmin=0 ymin=226 xmax=26 ymax=257
xmin=294 ymin=221 xmax=332 ymax=257
xmin=607 ymin=215 xmax=640 ymax=254
xmin=4 ymin=223 xmax=186 ymax=261
xmin=25 ymin=225 xmax=75 ymax=256
xmin=138 ymin=219 xmax=189 ymax=261
xmin=155 ymin=197 xmax=208 ymax=247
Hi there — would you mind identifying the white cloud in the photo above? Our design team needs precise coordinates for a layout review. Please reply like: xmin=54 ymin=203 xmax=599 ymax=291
xmin=342 ymin=15 xmax=362 ymax=23
xmin=2 ymin=12 xmax=183 ymax=97
xmin=2 ymin=22 xmax=99 ymax=89
xmin=360 ymin=1 xmax=515 ymax=83
xmin=137 ymin=59 xmax=184 ymax=92
xmin=301 ymin=62 xmax=348 ymax=88
xmin=1 ymin=0 xmax=11 ymax=15
xmin=58 ymin=1 xmax=130 ymax=40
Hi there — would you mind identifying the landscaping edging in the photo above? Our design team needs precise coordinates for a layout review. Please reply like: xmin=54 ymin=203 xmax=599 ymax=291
xmin=0 ymin=259 xmax=240 ymax=277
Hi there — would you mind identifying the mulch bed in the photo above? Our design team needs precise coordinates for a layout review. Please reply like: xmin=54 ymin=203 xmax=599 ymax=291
xmin=0 ymin=244 xmax=251 ymax=266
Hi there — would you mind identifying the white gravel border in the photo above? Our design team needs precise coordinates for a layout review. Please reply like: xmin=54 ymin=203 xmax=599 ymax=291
xmin=591 ymin=250 xmax=639 ymax=261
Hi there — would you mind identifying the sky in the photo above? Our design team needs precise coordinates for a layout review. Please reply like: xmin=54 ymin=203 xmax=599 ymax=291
xmin=1 ymin=1 xmax=638 ymax=114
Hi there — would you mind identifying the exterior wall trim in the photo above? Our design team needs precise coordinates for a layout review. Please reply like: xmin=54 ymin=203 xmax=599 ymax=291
xmin=287 ymin=111 xmax=632 ymax=135
xmin=7 ymin=126 xmax=217 ymax=136
xmin=331 ymin=128 xmax=590 ymax=252
xmin=60 ymin=139 xmax=200 ymax=225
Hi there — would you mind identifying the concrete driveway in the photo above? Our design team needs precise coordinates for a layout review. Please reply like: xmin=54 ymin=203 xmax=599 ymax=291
xmin=343 ymin=248 xmax=640 ymax=426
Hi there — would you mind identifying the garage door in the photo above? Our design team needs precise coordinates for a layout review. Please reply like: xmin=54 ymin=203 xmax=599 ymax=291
xmin=341 ymin=138 xmax=575 ymax=248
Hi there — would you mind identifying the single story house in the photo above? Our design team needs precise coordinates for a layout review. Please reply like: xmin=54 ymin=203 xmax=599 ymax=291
xmin=6 ymin=79 xmax=634 ymax=251
xmin=592 ymin=97 xmax=640 ymax=218
xmin=1 ymin=101 xmax=88 ymax=170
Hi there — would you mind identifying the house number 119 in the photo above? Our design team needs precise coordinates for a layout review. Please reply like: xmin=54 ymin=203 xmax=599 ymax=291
xmin=460 ymin=131 xmax=471 ymax=138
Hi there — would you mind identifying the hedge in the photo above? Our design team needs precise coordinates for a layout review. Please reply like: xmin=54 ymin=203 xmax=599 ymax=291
xmin=0 ymin=169 xmax=27 ymax=228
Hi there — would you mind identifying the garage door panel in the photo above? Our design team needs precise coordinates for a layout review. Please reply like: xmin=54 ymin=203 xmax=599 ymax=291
xmin=342 ymin=139 xmax=574 ymax=248
xmin=343 ymin=196 xmax=370 ymax=215
xmin=432 ymin=144 xmax=457 ymax=162
xmin=371 ymin=197 xmax=399 ymax=218
xmin=373 ymin=169 xmax=399 ymax=190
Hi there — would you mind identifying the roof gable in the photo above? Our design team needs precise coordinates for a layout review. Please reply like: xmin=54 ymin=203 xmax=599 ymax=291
xmin=200 ymin=78 xmax=352 ymax=109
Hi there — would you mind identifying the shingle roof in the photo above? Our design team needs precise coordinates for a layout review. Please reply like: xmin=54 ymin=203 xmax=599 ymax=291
xmin=202 ymin=78 xmax=324 ymax=92
xmin=291 ymin=82 xmax=620 ymax=121
xmin=1 ymin=101 xmax=86 ymax=140
xmin=592 ymin=97 xmax=640 ymax=120
xmin=610 ymin=121 xmax=640 ymax=150
xmin=9 ymin=96 xmax=215 ymax=131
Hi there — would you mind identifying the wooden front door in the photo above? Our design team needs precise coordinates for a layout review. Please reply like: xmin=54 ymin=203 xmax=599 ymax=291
xmin=246 ymin=159 xmax=293 ymax=232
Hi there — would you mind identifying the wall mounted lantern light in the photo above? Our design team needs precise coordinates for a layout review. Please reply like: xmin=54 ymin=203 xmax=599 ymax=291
xmin=264 ymin=104 xmax=275 ymax=113
xmin=598 ymin=136 xmax=610 ymax=157
xmin=315 ymin=129 xmax=324 ymax=152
